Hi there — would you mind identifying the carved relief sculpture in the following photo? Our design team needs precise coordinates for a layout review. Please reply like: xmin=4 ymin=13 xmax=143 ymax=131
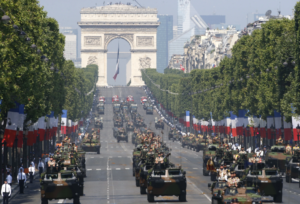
xmin=104 ymin=34 xmax=133 ymax=47
xmin=84 ymin=36 xmax=102 ymax=46
xmin=87 ymin=56 xmax=98 ymax=65
xmin=139 ymin=56 xmax=151 ymax=68
xmin=137 ymin=36 xmax=154 ymax=47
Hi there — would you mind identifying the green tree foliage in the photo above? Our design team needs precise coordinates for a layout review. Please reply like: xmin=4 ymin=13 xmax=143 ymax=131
xmin=0 ymin=0 xmax=96 ymax=123
xmin=144 ymin=8 xmax=300 ymax=122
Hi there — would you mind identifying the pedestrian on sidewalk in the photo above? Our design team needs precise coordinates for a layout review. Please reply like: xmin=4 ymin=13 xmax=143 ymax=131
xmin=17 ymin=169 xmax=26 ymax=194
xmin=1 ymin=180 xmax=11 ymax=204
xmin=28 ymin=164 xmax=35 ymax=183
xmin=38 ymin=158 xmax=44 ymax=178
xmin=5 ymin=173 xmax=12 ymax=187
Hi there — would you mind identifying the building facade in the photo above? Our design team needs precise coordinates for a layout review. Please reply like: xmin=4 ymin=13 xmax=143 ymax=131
xmin=60 ymin=27 xmax=78 ymax=60
xmin=178 ymin=0 xmax=191 ymax=34
xmin=156 ymin=15 xmax=173 ymax=73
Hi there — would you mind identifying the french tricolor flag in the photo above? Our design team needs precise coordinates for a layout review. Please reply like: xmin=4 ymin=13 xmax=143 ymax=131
xmin=184 ymin=111 xmax=190 ymax=127
xmin=211 ymin=119 xmax=216 ymax=133
xmin=283 ymin=117 xmax=292 ymax=141
xmin=225 ymin=115 xmax=231 ymax=135
xmin=38 ymin=116 xmax=46 ymax=141
xmin=61 ymin=110 xmax=67 ymax=135
xmin=67 ymin=119 xmax=72 ymax=134
xmin=17 ymin=104 xmax=25 ymax=148
xmin=53 ymin=117 xmax=58 ymax=136
xmin=3 ymin=105 xmax=20 ymax=147
xmin=230 ymin=112 xmax=238 ymax=137
xmin=267 ymin=116 xmax=274 ymax=139
xmin=274 ymin=111 xmax=282 ymax=139
xmin=27 ymin=124 xmax=34 ymax=146
xmin=259 ymin=118 xmax=267 ymax=138
xmin=113 ymin=45 xmax=120 ymax=80
xmin=193 ymin=116 xmax=198 ymax=129
xmin=248 ymin=116 xmax=260 ymax=136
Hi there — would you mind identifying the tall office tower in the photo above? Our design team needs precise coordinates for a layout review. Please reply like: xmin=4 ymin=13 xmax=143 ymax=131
xmin=157 ymin=15 xmax=173 ymax=73
xmin=60 ymin=27 xmax=78 ymax=61
xmin=178 ymin=0 xmax=191 ymax=34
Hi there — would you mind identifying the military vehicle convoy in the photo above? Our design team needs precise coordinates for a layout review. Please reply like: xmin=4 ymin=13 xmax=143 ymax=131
xmin=133 ymin=114 xmax=146 ymax=127
xmin=146 ymin=105 xmax=153 ymax=114
xmin=126 ymin=121 xmax=134 ymax=131
xmin=129 ymin=103 xmax=138 ymax=113
xmin=81 ymin=133 xmax=101 ymax=154
xmin=97 ymin=104 xmax=104 ymax=114
xmin=113 ymin=103 xmax=121 ymax=113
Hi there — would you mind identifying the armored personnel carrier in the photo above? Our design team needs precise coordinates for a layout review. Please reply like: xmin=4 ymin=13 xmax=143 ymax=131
xmin=154 ymin=117 xmax=164 ymax=129
xmin=146 ymin=105 xmax=153 ymax=114
xmin=265 ymin=144 xmax=292 ymax=173
xmin=211 ymin=186 xmax=262 ymax=204
xmin=40 ymin=170 xmax=81 ymax=204
xmin=113 ymin=127 xmax=128 ymax=143
xmin=94 ymin=117 xmax=103 ymax=129
xmin=126 ymin=121 xmax=134 ymax=131
xmin=246 ymin=164 xmax=283 ymax=202
xmin=129 ymin=103 xmax=138 ymax=113
xmin=113 ymin=103 xmax=121 ymax=113
xmin=97 ymin=104 xmax=104 ymax=114
xmin=203 ymin=144 xmax=219 ymax=176
xmin=113 ymin=114 xmax=123 ymax=127
xmin=147 ymin=167 xmax=187 ymax=202
xmin=81 ymin=134 xmax=101 ymax=154
xmin=286 ymin=149 xmax=300 ymax=183
xmin=134 ymin=114 xmax=146 ymax=127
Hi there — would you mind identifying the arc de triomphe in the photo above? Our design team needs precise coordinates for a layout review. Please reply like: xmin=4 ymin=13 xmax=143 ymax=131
xmin=78 ymin=4 xmax=160 ymax=86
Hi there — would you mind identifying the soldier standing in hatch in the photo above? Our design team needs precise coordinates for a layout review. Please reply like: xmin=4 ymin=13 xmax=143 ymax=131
xmin=286 ymin=143 xmax=292 ymax=154
xmin=293 ymin=143 xmax=299 ymax=154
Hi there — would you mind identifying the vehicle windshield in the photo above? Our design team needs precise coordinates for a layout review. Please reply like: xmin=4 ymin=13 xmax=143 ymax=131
xmin=45 ymin=174 xmax=58 ymax=179
xmin=245 ymin=189 xmax=257 ymax=194
xmin=250 ymin=170 xmax=262 ymax=175
xmin=225 ymin=189 xmax=238 ymax=195
xmin=208 ymin=146 xmax=217 ymax=151
xmin=154 ymin=170 xmax=166 ymax=176
xmin=265 ymin=170 xmax=278 ymax=176
xmin=123 ymin=106 xmax=128 ymax=110
xmin=61 ymin=173 xmax=74 ymax=179
xmin=168 ymin=169 xmax=181 ymax=175
xmin=147 ymin=106 xmax=153 ymax=110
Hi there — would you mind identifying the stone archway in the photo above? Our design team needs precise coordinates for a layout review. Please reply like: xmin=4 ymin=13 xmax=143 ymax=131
xmin=78 ymin=4 xmax=159 ymax=86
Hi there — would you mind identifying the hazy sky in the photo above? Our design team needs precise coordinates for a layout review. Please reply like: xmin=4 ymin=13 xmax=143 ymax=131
xmin=38 ymin=0 xmax=298 ymax=85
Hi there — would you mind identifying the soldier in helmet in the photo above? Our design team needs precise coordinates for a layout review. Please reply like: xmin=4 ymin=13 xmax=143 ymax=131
xmin=240 ymin=147 xmax=246 ymax=154
xmin=286 ymin=143 xmax=292 ymax=154
xmin=155 ymin=152 xmax=164 ymax=164
xmin=293 ymin=143 xmax=299 ymax=154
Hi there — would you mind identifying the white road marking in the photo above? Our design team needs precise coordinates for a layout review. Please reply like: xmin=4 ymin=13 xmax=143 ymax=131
xmin=87 ymin=169 xmax=92 ymax=171
xmin=107 ymin=168 xmax=111 ymax=170
xmin=96 ymin=169 xmax=101 ymax=170
xmin=125 ymin=168 xmax=130 ymax=170
xmin=116 ymin=168 xmax=121 ymax=170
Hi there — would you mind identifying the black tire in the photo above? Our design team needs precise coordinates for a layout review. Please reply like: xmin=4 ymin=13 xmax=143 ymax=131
xmin=136 ymin=179 xmax=140 ymax=187
xmin=147 ymin=193 xmax=154 ymax=202
xmin=274 ymin=192 xmax=282 ymax=203
xmin=210 ymin=172 xmax=217 ymax=181
xmin=41 ymin=198 xmax=48 ymax=204
xmin=133 ymin=170 xmax=135 ymax=177
xmin=203 ymin=169 xmax=209 ymax=176
xmin=117 ymin=140 xmax=120 ymax=143
xmin=196 ymin=147 xmax=200 ymax=152
xmin=179 ymin=193 xmax=186 ymax=202
xmin=73 ymin=195 xmax=80 ymax=204
xmin=97 ymin=148 xmax=100 ymax=154
xmin=140 ymin=186 xmax=147 ymax=194
xmin=286 ymin=175 xmax=290 ymax=183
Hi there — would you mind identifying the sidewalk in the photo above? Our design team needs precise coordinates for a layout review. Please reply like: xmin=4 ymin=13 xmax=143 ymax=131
xmin=0 ymin=171 xmax=40 ymax=203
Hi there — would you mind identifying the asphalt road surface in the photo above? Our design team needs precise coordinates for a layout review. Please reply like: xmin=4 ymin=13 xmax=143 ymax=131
xmin=9 ymin=87 xmax=300 ymax=204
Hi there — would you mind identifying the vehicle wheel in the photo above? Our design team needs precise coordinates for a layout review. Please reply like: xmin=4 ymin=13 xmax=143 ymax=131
xmin=97 ymin=148 xmax=100 ymax=154
xmin=274 ymin=192 xmax=282 ymax=203
xmin=133 ymin=170 xmax=135 ymax=177
xmin=203 ymin=169 xmax=209 ymax=176
xmin=179 ymin=193 xmax=186 ymax=202
xmin=210 ymin=171 xmax=217 ymax=181
xmin=136 ymin=179 xmax=140 ymax=187
xmin=41 ymin=198 xmax=48 ymax=204
xmin=126 ymin=139 xmax=128 ymax=143
xmin=196 ymin=148 xmax=200 ymax=152
xmin=117 ymin=140 xmax=120 ymax=143
xmin=73 ymin=195 xmax=80 ymax=204
xmin=147 ymin=193 xmax=154 ymax=202
xmin=140 ymin=186 xmax=147 ymax=194
xmin=286 ymin=175 xmax=290 ymax=183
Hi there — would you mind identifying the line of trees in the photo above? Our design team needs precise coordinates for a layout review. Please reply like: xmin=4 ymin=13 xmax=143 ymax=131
xmin=142 ymin=2 xmax=300 ymax=122
xmin=0 ymin=0 xmax=96 ymax=125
